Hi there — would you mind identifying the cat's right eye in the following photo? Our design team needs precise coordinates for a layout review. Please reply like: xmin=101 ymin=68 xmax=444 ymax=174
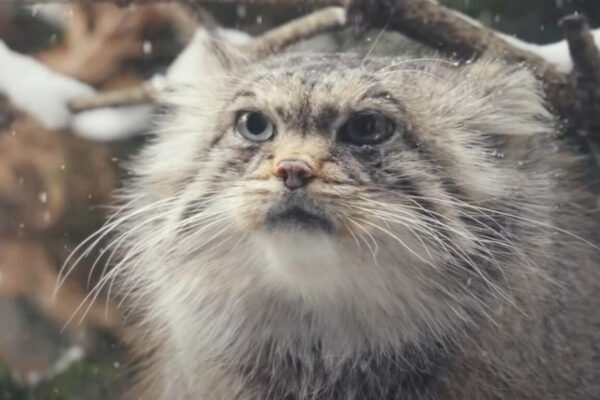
xmin=235 ymin=111 xmax=275 ymax=142
xmin=338 ymin=111 xmax=395 ymax=146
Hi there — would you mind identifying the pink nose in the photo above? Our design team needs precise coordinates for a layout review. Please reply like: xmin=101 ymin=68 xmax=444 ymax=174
xmin=275 ymin=160 xmax=314 ymax=190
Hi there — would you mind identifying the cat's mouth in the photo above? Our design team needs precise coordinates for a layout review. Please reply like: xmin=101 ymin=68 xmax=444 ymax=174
xmin=264 ymin=192 xmax=334 ymax=233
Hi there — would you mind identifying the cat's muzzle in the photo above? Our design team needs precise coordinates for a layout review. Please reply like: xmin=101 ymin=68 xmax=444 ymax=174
xmin=264 ymin=191 xmax=334 ymax=233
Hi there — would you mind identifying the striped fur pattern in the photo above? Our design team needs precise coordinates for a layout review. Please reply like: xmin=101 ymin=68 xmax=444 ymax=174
xmin=111 ymin=30 xmax=600 ymax=399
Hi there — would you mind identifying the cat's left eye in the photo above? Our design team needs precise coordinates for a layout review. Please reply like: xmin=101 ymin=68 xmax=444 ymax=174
xmin=236 ymin=111 xmax=275 ymax=142
xmin=338 ymin=112 xmax=395 ymax=145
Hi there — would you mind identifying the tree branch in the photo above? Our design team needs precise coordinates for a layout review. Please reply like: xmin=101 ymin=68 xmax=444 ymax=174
xmin=7 ymin=0 xmax=343 ymax=5
xmin=347 ymin=0 xmax=575 ymax=119
xmin=69 ymin=6 xmax=349 ymax=111
xmin=246 ymin=7 xmax=346 ymax=57
xmin=559 ymin=14 xmax=600 ymax=142
xmin=56 ymin=0 xmax=598 ymax=143
xmin=560 ymin=14 xmax=600 ymax=85
xmin=69 ymin=84 xmax=156 ymax=112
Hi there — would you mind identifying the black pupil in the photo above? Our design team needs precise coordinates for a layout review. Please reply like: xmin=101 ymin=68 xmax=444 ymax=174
xmin=246 ymin=113 xmax=268 ymax=135
xmin=352 ymin=115 xmax=377 ymax=137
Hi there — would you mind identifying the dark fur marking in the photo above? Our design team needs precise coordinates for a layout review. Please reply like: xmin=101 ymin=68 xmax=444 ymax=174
xmin=296 ymin=93 xmax=313 ymax=134
xmin=439 ymin=177 xmax=469 ymax=203
xmin=275 ymin=106 xmax=291 ymax=122
xmin=361 ymin=89 xmax=404 ymax=109
xmin=208 ymin=129 xmax=229 ymax=150
xmin=328 ymin=147 xmax=369 ymax=183
xmin=178 ymin=198 xmax=208 ymax=238
xmin=457 ymin=209 xmax=517 ymax=279
xmin=370 ymin=157 xmax=443 ymax=224
xmin=351 ymin=146 xmax=384 ymax=169
xmin=399 ymin=130 xmax=421 ymax=154
xmin=219 ymin=157 xmax=247 ymax=175
xmin=313 ymin=104 xmax=339 ymax=133
xmin=231 ymin=90 xmax=256 ymax=103
xmin=182 ymin=144 xmax=260 ymax=236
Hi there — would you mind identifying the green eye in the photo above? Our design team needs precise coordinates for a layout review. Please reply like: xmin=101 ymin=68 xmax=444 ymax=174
xmin=338 ymin=112 xmax=395 ymax=145
xmin=236 ymin=111 xmax=275 ymax=142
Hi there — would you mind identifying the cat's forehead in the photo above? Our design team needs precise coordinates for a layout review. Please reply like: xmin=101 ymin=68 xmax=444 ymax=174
xmin=228 ymin=54 xmax=406 ymax=129
xmin=263 ymin=53 xmax=372 ymax=71
xmin=245 ymin=53 xmax=392 ymax=89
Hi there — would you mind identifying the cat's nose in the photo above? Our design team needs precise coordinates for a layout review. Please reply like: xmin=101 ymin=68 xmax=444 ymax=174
xmin=275 ymin=160 xmax=314 ymax=190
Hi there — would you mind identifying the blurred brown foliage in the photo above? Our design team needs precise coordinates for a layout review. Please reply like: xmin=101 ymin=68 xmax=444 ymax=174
xmin=0 ymin=3 xmax=193 ymax=391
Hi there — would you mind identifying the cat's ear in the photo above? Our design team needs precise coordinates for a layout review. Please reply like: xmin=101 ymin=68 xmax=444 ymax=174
xmin=461 ymin=58 xmax=553 ymax=137
xmin=167 ymin=27 xmax=252 ymax=87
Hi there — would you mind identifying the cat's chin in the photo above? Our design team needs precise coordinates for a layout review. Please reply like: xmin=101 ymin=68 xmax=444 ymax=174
xmin=254 ymin=229 xmax=347 ymax=292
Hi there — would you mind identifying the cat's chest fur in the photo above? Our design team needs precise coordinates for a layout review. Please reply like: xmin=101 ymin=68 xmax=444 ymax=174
xmin=154 ymin=236 xmax=467 ymax=400
xmin=234 ymin=341 xmax=451 ymax=400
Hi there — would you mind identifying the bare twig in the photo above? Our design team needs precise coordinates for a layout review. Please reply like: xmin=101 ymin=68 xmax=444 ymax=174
xmin=5 ymin=0 xmax=343 ymax=5
xmin=70 ymin=6 xmax=349 ymax=111
xmin=69 ymin=84 xmax=156 ymax=112
xmin=560 ymin=14 xmax=600 ymax=85
xmin=246 ymin=7 xmax=347 ymax=56
xmin=559 ymin=14 xmax=600 ymax=142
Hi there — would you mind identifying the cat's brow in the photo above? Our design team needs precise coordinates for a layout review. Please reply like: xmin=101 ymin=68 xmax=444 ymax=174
xmin=231 ymin=90 xmax=256 ymax=103
xmin=359 ymin=89 xmax=402 ymax=108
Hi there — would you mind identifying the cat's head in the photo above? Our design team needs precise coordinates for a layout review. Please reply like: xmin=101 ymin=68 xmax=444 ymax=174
xmin=130 ymin=28 xmax=555 ymax=324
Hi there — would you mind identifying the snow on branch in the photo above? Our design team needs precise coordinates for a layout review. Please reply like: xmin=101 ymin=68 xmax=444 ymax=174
xmin=8 ymin=0 xmax=600 ymax=143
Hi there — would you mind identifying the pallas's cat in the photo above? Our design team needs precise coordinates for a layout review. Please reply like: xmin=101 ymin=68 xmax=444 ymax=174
xmin=112 ymin=29 xmax=600 ymax=399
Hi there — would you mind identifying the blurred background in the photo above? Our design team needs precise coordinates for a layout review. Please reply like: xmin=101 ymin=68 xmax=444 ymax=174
xmin=0 ymin=1 xmax=598 ymax=399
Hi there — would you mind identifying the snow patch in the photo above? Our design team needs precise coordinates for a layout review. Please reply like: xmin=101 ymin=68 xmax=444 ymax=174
xmin=0 ymin=40 xmax=95 ymax=130
xmin=501 ymin=29 xmax=600 ymax=73
xmin=72 ymin=105 xmax=155 ymax=142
